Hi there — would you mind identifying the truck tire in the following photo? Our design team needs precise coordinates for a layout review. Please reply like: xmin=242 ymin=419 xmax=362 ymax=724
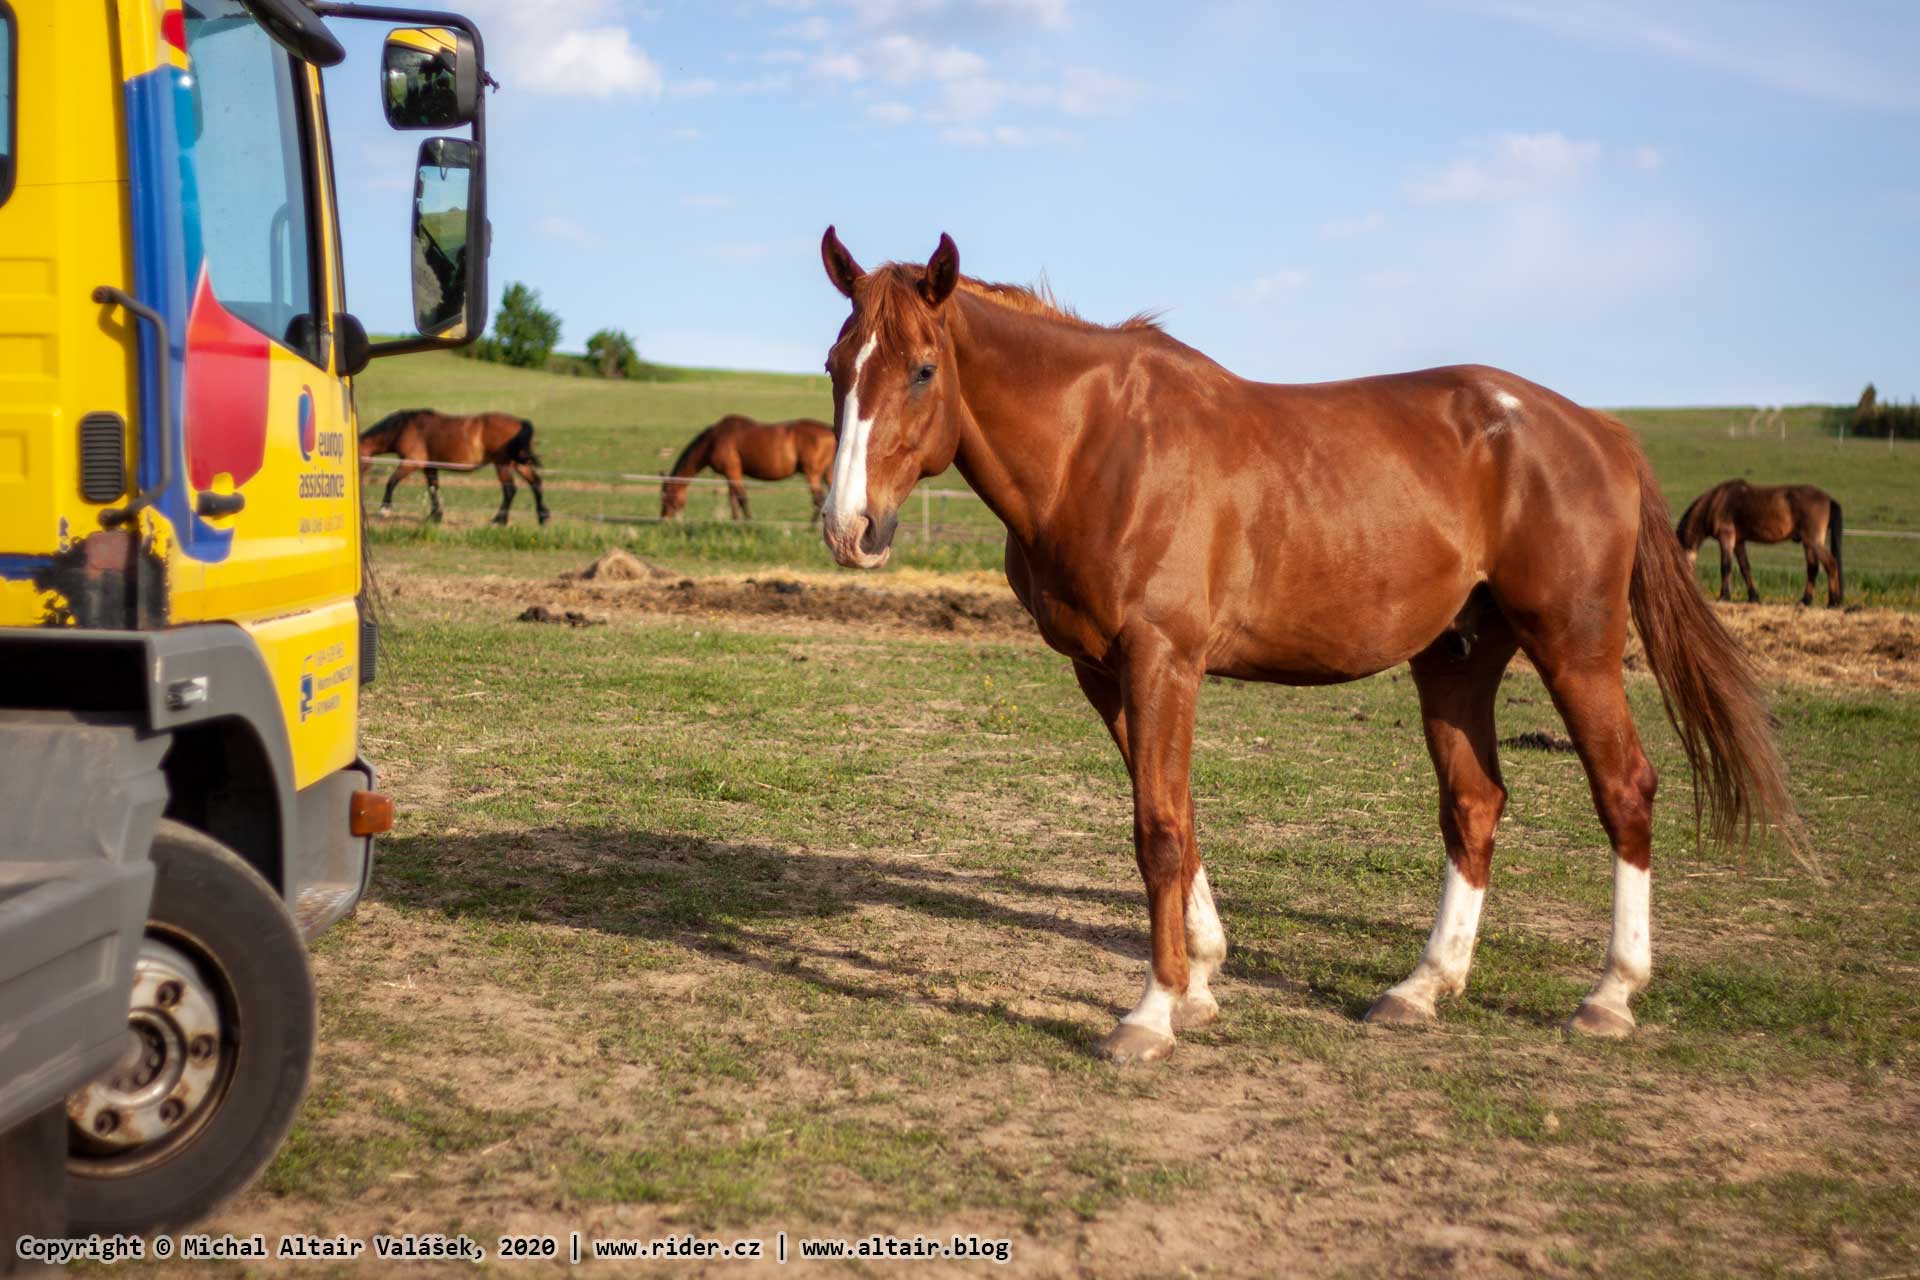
xmin=65 ymin=821 xmax=315 ymax=1234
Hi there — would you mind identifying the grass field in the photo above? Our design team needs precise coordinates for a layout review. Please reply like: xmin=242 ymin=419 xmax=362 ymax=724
xmin=144 ymin=352 xmax=1920 ymax=1277
xmin=357 ymin=352 xmax=1920 ymax=606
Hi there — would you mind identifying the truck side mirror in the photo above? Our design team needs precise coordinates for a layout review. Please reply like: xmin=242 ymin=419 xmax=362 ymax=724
xmin=410 ymin=137 xmax=485 ymax=341
xmin=382 ymin=28 xmax=478 ymax=129
xmin=238 ymin=0 xmax=345 ymax=67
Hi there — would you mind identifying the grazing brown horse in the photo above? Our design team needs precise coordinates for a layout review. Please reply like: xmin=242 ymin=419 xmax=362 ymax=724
xmin=816 ymin=228 xmax=1797 ymax=1063
xmin=358 ymin=408 xmax=550 ymax=525
xmin=1675 ymin=479 xmax=1843 ymax=607
xmin=660 ymin=415 xmax=836 ymax=520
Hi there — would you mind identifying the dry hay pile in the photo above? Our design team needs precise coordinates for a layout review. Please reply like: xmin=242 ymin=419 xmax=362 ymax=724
xmin=1623 ymin=603 xmax=1920 ymax=694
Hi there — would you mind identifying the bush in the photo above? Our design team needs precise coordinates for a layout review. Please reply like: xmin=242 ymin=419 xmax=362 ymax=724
xmin=586 ymin=328 xmax=640 ymax=379
xmin=492 ymin=282 xmax=562 ymax=369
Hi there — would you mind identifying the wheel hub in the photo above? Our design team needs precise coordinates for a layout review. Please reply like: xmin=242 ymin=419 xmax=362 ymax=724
xmin=68 ymin=938 xmax=226 ymax=1152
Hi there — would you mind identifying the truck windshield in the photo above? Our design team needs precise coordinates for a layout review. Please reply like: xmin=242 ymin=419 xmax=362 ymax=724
xmin=1 ymin=3 xmax=14 ymax=206
xmin=181 ymin=1 xmax=318 ymax=353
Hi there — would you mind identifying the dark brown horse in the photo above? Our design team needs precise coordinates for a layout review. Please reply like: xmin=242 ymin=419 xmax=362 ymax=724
xmin=1675 ymin=479 xmax=1843 ymax=607
xmin=660 ymin=415 xmax=837 ymax=520
xmin=358 ymin=408 xmax=550 ymax=525
xmin=817 ymin=228 xmax=1797 ymax=1063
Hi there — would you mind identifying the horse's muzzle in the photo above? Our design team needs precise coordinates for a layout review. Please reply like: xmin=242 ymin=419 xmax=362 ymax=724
xmin=823 ymin=508 xmax=896 ymax=569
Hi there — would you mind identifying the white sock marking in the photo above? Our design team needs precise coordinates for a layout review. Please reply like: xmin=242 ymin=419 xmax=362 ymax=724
xmin=1120 ymin=971 xmax=1177 ymax=1038
xmin=1185 ymin=866 xmax=1226 ymax=1005
xmin=822 ymin=334 xmax=878 ymax=535
xmin=1386 ymin=859 xmax=1486 ymax=1010
xmin=1586 ymin=858 xmax=1651 ymax=1016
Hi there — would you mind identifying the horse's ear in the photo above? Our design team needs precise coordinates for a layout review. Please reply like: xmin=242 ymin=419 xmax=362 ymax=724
xmin=922 ymin=233 xmax=959 ymax=308
xmin=822 ymin=226 xmax=863 ymax=299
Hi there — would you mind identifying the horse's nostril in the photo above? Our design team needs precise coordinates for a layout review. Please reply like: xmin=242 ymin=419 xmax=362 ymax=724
xmin=860 ymin=511 xmax=898 ymax=557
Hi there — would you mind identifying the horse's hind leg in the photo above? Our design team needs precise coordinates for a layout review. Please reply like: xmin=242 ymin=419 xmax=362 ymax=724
xmin=807 ymin=475 xmax=826 ymax=523
xmin=1800 ymin=542 xmax=1821 ymax=608
xmin=492 ymin=463 xmax=516 ymax=526
xmin=517 ymin=462 xmax=550 ymax=525
xmin=1367 ymin=611 xmax=1518 ymax=1026
xmin=1715 ymin=533 xmax=1735 ymax=601
xmin=426 ymin=468 xmax=444 ymax=522
xmin=1529 ymin=652 xmax=1657 ymax=1038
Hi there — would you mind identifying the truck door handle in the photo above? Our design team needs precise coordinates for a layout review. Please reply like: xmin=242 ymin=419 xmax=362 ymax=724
xmin=195 ymin=492 xmax=247 ymax=518
xmin=92 ymin=286 xmax=172 ymax=528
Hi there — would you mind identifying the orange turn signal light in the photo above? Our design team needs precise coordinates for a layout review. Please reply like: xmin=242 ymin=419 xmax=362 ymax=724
xmin=349 ymin=790 xmax=394 ymax=837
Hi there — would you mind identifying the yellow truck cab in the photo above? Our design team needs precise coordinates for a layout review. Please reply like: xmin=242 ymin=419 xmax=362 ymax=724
xmin=0 ymin=0 xmax=489 ymax=1240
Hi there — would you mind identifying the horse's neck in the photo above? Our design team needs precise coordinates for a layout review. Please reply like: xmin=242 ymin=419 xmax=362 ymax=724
xmin=947 ymin=298 xmax=1095 ymax=546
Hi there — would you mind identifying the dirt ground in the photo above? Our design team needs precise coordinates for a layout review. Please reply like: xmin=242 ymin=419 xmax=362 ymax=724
xmin=402 ymin=551 xmax=1920 ymax=694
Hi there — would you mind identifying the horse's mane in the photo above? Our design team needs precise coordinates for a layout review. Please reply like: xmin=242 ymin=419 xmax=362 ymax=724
xmin=668 ymin=424 xmax=716 ymax=478
xmin=864 ymin=264 xmax=1164 ymax=336
xmin=361 ymin=408 xmax=432 ymax=442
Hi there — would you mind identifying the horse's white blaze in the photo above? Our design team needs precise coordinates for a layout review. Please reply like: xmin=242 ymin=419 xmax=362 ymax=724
xmin=1385 ymin=859 xmax=1487 ymax=1010
xmin=823 ymin=334 xmax=878 ymax=533
xmin=1185 ymin=866 xmax=1226 ymax=1003
xmin=1585 ymin=858 xmax=1651 ymax=1017
xmin=1120 ymin=972 xmax=1178 ymax=1038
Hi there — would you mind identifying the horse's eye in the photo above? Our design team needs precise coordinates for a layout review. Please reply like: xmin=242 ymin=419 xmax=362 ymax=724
xmin=915 ymin=363 xmax=936 ymax=384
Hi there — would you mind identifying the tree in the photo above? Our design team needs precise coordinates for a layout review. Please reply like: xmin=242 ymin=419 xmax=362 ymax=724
xmin=586 ymin=327 xmax=640 ymax=379
xmin=492 ymin=282 xmax=561 ymax=369
xmin=1856 ymin=383 xmax=1878 ymax=420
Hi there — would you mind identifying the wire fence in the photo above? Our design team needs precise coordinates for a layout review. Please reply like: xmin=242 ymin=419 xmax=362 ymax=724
xmin=358 ymin=458 xmax=997 ymax=541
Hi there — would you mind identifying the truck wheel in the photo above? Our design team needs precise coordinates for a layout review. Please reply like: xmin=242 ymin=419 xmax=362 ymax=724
xmin=65 ymin=821 xmax=315 ymax=1234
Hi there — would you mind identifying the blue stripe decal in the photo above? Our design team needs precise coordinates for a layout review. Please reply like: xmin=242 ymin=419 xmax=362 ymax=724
xmin=0 ymin=554 xmax=53 ymax=582
xmin=123 ymin=66 xmax=230 ymax=563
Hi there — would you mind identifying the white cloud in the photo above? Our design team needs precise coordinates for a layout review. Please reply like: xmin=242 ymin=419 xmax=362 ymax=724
xmin=667 ymin=126 xmax=702 ymax=140
xmin=813 ymin=51 xmax=863 ymax=80
xmin=519 ymin=27 xmax=663 ymax=97
xmin=1322 ymin=211 xmax=1387 ymax=238
xmin=680 ymin=195 xmax=735 ymax=209
xmin=669 ymin=77 xmax=720 ymax=98
xmin=1628 ymin=144 xmax=1666 ymax=170
xmin=1451 ymin=0 xmax=1920 ymax=112
xmin=534 ymin=215 xmax=604 ymax=249
xmin=779 ymin=16 xmax=834 ymax=40
xmin=978 ymin=0 xmax=1069 ymax=27
xmin=1406 ymin=132 xmax=1602 ymax=204
xmin=941 ymin=124 xmax=1076 ymax=147
xmin=1237 ymin=270 xmax=1310 ymax=303
xmin=1057 ymin=67 xmax=1146 ymax=117
xmin=867 ymin=101 xmax=916 ymax=123
xmin=1363 ymin=269 xmax=1416 ymax=290
xmin=863 ymin=34 xmax=988 ymax=84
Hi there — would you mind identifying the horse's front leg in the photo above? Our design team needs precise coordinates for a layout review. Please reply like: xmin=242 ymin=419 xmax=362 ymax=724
xmin=1097 ymin=642 xmax=1208 ymax=1064
xmin=1734 ymin=539 xmax=1761 ymax=603
xmin=1716 ymin=534 xmax=1735 ymax=601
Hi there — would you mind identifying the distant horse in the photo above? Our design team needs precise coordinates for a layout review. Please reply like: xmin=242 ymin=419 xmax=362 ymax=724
xmin=660 ymin=415 xmax=835 ymax=521
xmin=815 ymin=227 xmax=1797 ymax=1063
xmin=358 ymin=409 xmax=550 ymax=525
xmin=1675 ymin=479 xmax=1843 ymax=607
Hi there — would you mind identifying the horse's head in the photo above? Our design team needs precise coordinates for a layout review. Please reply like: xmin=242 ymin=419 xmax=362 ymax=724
xmin=660 ymin=481 xmax=690 ymax=520
xmin=817 ymin=226 xmax=964 ymax=569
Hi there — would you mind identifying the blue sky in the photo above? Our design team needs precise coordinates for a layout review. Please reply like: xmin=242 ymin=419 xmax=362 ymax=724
xmin=320 ymin=1 xmax=1919 ymax=405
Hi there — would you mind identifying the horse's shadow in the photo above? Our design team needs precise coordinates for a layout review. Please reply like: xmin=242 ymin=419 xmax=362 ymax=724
xmin=367 ymin=824 xmax=1438 ymax=1047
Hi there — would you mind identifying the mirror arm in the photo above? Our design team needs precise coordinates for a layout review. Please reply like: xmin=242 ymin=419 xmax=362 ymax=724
xmin=313 ymin=2 xmax=491 ymax=357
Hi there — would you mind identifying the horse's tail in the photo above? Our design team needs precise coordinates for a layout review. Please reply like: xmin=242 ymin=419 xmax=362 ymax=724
xmin=1827 ymin=497 xmax=1843 ymax=583
xmin=1620 ymin=432 xmax=1798 ymax=854
xmin=507 ymin=418 xmax=541 ymax=469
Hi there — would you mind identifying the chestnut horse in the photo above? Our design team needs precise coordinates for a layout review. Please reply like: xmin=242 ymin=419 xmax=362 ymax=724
xmin=1675 ymin=479 xmax=1843 ymax=607
xmin=816 ymin=228 xmax=1797 ymax=1063
xmin=660 ymin=415 xmax=836 ymax=521
xmin=358 ymin=408 xmax=550 ymax=526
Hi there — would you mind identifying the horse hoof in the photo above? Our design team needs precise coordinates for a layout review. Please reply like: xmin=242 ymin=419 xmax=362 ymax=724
xmin=378 ymin=506 xmax=393 ymax=518
xmin=1098 ymin=1023 xmax=1175 ymax=1064
xmin=491 ymin=516 xmax=508 ymax=527
xmin=1566 ymin=1001 xmax=1636 ymax=1039
xmin=1173 ymin=992 xmax=1219 ymax=1032
xmin=429 ymin=513 xmax=444 ymax=524
xmin=1363 ymin=992 xmax=1435 ymax=1028
xmin=538 ymin=513 xmax=552 ymax=526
